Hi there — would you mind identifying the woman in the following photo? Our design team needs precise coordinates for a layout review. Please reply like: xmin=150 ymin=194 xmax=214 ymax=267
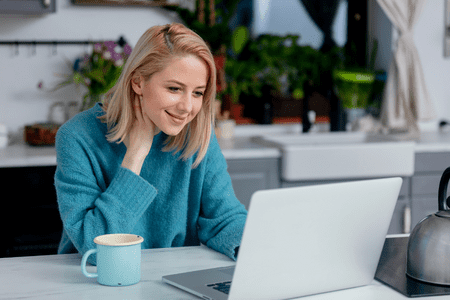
xmin=55 ymin=23 xmax=247 ymax=264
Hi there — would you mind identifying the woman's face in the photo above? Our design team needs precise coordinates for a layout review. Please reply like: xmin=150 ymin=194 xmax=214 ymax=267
xmin=133 ymin=55 xmax=208 ymax=136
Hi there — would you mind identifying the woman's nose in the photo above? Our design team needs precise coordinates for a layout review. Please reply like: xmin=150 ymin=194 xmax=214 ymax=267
xmin=178 ymin=93 xmax=193 ymax=113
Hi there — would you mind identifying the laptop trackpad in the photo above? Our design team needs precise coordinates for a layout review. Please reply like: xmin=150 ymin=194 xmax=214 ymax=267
xmin=220 ymin=266 xmax=235 ymax=276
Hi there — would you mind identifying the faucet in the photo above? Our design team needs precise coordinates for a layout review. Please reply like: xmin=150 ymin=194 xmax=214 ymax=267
xmin=302 ymin=80 xmax=345 ymax=133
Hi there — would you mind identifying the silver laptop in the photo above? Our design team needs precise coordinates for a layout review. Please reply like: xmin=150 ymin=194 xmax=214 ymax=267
xmin=163 ymin=177 xmax=402 ymax=300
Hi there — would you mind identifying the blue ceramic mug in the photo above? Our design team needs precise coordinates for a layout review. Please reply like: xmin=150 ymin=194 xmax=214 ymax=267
xmin=81 ymin=233 xmax=144 ymax=286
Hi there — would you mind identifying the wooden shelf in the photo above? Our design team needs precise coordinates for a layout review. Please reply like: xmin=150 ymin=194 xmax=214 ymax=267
xmin=72 ymin=0 xmax=177 ymax=7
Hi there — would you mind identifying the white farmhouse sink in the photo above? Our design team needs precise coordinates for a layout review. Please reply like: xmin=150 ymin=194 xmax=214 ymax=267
xmin=254 ymin=132 xmax=415 ymax=181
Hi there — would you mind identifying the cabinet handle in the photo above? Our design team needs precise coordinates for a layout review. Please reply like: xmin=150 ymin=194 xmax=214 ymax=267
xmin=403 ymin=206 xmax=411 ymax=234
xmin=43 ymin=0 xmax=51 ymax=7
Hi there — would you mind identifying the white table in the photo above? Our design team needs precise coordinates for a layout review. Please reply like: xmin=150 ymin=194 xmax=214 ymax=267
xmin=1 ymin=244 xmax=450 ymax=300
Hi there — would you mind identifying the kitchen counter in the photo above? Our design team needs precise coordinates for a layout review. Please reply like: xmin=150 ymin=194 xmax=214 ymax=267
xmin=414 ymin=131 xmax=450 ymax=152
xmin=218 ymin=136 xmax=280 ymax=159
xmin=0 ymin=143 xmax=57 ymax=167
xmin=2 ymin=126 xmax=450 ymax=168
xmin=1 ymin=240 xmax=449 ymax=300
xmin=0 ymin=137 xmax=279 ymax=168
xmin=0 ymin=124 xmax=286 ymax=168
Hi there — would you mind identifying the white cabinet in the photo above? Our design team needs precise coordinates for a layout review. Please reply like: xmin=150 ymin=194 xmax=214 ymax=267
xmin=226 ymin=150 xmax=450 ymax=235
xmin=226 ymin=157 xmax=280 ymax=209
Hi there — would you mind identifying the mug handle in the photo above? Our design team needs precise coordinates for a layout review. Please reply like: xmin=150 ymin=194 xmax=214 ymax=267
xmin=81 ymin=249 xmax=98 ymax=278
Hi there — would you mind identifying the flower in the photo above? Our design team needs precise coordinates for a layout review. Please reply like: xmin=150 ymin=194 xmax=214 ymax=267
xmin=55 ymin=40 xmax=132 ymax=111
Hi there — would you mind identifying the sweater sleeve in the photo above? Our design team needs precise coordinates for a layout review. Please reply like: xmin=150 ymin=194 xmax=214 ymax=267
xmin=197 ymin=134 xmax=248 ymax=261
xmin=54 ymin=126 xmax=157 ymax=262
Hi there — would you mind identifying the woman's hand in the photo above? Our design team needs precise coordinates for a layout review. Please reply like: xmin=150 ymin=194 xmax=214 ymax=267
xmin=121 ymin=95 xmax=160 ymax=175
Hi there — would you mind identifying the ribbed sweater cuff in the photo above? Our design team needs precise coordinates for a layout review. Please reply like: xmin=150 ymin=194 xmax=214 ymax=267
xmin=106 ymin=167 xmax=157 ymax=223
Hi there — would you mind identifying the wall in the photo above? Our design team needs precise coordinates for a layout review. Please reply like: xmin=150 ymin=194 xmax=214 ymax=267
xmin=0 ymin=0 xmax=178 ymax=135
xmin=415 ymin=0 xmax=450 ymax=128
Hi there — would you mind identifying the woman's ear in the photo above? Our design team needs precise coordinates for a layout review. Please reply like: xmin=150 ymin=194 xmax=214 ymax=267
xmin=131 ymin=75 xmax=144 ymax=95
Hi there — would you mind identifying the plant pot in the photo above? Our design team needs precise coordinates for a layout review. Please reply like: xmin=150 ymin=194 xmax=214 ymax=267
xmin=24 ymin=123 xmax=60 ymax=146
xmin=215 ymin=119 xmax=236 ymax=139
xmin=333 ymin=70 xmax=375 ymax=109
xmin=345 ymin=108 xmax=366 ymax=131
xmin=230 ymin=103 xmax=244 ymax=120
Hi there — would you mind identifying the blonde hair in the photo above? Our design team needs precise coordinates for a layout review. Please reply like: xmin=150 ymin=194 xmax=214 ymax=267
xmin=101 ymin=23 xmax=216 ymax=168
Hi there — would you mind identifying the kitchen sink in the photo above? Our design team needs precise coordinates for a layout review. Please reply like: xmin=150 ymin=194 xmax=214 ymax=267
xmin=253 ymin=132 xmax=415 ymax=181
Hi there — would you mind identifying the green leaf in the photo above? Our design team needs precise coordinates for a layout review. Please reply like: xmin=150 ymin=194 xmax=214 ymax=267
xmin=86 ymin=69 xmax=106 ymax=85
xmin=231 ymin=26 xmax=249 ymax=55
xmin=72 ymin=72 xmax=84 ymax=85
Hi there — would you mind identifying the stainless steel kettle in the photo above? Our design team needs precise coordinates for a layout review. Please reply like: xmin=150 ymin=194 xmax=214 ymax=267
xmin=406 ymin=167 xmax=450 ymax=285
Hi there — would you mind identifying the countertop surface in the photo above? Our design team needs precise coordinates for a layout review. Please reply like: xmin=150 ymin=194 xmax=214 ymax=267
xmin=0 ymin=136 xmax=279 ymax=168
xmin=413 ymin=130 xmax=450 ymax=152
xmin=2 ymin=125 xmax=450 ymax=168
xmin=1 ymin=242 xmax=449 ymax=300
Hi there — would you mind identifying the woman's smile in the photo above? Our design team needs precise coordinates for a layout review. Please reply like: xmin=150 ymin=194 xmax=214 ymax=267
xmin=165 ymin=111 xmax=187 ymax=124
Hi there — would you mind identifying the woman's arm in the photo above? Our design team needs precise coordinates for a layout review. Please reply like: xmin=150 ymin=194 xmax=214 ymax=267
xmin=197 ymin=134 xmax=248 ymax=260
xmin=55 ymin=126 xmax=157 ymax=259
xmin=121 ymin=94 xmax=160 ymax=175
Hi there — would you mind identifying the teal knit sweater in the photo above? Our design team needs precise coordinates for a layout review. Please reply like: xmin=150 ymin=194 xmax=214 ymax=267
xmin=55 ymin=103 xmax=247 ymax=264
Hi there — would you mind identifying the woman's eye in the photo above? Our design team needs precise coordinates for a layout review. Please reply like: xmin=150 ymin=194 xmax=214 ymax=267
xmin=168 ymin=87 xmax=180 ymax=92
xmin=194 ymin=91 xmax=204 ymax=97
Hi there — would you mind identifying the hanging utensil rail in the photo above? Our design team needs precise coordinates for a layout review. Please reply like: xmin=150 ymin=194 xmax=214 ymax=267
xmin=0 ymin=37 xmax=127 ymax=55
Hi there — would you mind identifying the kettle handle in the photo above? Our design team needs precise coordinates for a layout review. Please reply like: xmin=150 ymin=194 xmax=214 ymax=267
xmin=438 ymin=167 xmax=450 ymax=211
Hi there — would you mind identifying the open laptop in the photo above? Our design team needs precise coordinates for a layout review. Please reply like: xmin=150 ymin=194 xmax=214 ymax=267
xmin=163 ymin=177 xmax=402 ymax=300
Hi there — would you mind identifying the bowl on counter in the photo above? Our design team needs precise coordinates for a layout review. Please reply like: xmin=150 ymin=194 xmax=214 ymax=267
xmin=24 ymin=123 xmax=60 ymax=146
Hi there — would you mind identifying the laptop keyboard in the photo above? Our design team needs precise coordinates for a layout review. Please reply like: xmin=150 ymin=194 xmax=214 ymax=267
xmin=207 ymin=281 xmax=232 ymax=294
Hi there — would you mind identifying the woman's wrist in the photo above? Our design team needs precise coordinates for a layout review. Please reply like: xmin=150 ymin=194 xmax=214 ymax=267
xmin=121 ymin=150 xmax=147 ymax=175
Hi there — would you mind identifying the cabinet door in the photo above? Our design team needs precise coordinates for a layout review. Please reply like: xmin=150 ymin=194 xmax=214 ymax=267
xmin=0 ymin=0 xmax=55 ymax=14
xmin=226 ymin=158 xmax=280 ymax=209
xmin=0 ymin=166 xmax=62 ymax=257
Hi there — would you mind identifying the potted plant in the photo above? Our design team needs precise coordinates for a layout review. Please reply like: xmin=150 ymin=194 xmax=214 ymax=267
xmin=236 ymin=33 xmax=306 ymax=124
xmin=225 ymin=56 xmax=262 ymax=105
xmin=220 ymin=26 xmax=262 ymax=121
xmin=332 ymin=40 xmax=379 ymax=127
xmin=333 ymin=70 xmax=375 ymax=110
xmin=165 ymin=0 xmax=241 ymax=114
xmin=248 ymin=34 xmax=298 ymax=96
xmin=55 ymin=39 xmax=132 ymax=111
xmin=165 ymin=0 xmax=240 ymax=54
